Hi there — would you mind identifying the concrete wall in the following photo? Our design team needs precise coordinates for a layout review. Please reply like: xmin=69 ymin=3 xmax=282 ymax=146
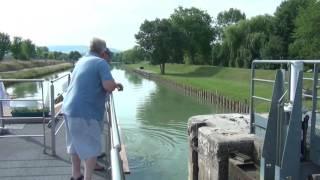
xmin=188 ymin=114 xmax=255 ymax=180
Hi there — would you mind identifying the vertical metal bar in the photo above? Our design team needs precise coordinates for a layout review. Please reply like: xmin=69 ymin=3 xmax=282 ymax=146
xmin=50 ymin=82 xmax=56 ymax=155
xmin=288 ymin=63 xmax=291 ymax=103
xmin=0 ymin=100 xmax=4 ymax=129
xmin=250 ymin=62 xmax=256 ymax=134
xmin=111 ymin=148 xmax=125 ymax=180
xmin=67 ymin=74 xmax=71 ymax=86
xmin=276 ymin=102 xmax=281 ymax=165
xmin=105 ymin=100 xmax=112 ymax=172
xmin=312 ymin=63 xmax=318 ymax=121
xmin=41 ymin=82 xmax=46 ymax=154
xmin=0 ymin=81 xmax=4 ymax=131
xmin=310 ymin=64 xmax=318 ymax=160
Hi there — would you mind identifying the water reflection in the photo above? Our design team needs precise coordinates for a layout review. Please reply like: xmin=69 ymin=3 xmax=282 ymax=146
xmin=9 ymin=82 xmax=38 ymax=97
xmin=124 ymin=70 xmax=142 ymax=85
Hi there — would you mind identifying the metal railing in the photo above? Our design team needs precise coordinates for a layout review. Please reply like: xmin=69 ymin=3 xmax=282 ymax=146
xmin=250 ymin=60 xmax=320 ymax=134
xmin=0 ymin=79 xmax=47 ymax=153
xmin=106 ymin=94 xmax=125 ymax=180
xmin=49 ymin=73 xmax=71 ymax=155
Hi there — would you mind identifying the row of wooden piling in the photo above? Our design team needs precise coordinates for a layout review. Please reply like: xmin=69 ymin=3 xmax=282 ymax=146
xmin=131 ymin=69 xmax=250 ymax=114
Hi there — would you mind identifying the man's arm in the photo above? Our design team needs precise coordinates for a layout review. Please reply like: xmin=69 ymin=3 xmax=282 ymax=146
xmin=102 ymin=80 xmax=123 ymax=92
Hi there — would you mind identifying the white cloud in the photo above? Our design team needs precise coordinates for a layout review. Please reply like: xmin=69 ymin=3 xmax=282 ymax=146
xmin=0 ymin=0 xmax=283 ymax=50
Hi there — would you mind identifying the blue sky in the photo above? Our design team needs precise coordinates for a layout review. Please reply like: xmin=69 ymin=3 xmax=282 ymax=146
xmin=0 ymin=0 xmax=284 ymax=50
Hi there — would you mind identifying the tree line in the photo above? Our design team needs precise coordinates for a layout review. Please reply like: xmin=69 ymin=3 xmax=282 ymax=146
xmin=114 ymin=0 xmax=320 ymax=74
xmin=0 ymin=33 xmax=82 ymax=61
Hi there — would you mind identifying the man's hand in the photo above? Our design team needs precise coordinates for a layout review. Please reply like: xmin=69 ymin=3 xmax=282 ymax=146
xmin=116 ymin=83 xmax=123 ymax=91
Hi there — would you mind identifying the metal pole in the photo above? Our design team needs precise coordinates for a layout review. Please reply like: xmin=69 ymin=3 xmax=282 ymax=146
xmin=288 ymin=64 xmax=291 ymax=104
xmin=41 ymin=82 xmax=47 ymax=154
xmin=250 ymin=62 xmax=256 ymax=134
xmin=68 ymin=74 xmax=71 ymax=86
xmin=0 ymin=80 xmax=4 ymax=132
xmin=105 ymin=100 xmax=112 ymax=173
xmin=310 ymin=64 xmax=319 ymax=161
xmin=111 ymin=94 xmax=121 ymax=149
xmin=0 ymin=101 xmax=3 ymax=129
xmin=111 ymin=148 xmax=125 ymax=180
xmin=0 ymin=100 xmax=5 ymax=135
xmin=290 ymin=61 xmax=303 ymax=103
xmin=50 ymin=82 xmax=56 ymax=155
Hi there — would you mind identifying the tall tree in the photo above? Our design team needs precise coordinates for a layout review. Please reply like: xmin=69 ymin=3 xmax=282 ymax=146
xmin=170 ymin=7 xmax=215 ymax=64
xmin=21 ymin=39 xmax=36 ymax=60
xmin=36 ymin=46 xmax=49 ymax=59
xmin=0 ymin=32 xmax=11 ymax=61
xmin=11 ymin=36 xmax=22 ymax=59
xmin=289 ymin=0 xmax=320 ymax=59
xmin=120 ymin=46 xmax=145 ymax=64
xmin=215 ymin=8 xmax=246 ymax=42
xmin=136 ymin=18 xmax=173 ymax=74
xmin=273 ymin=0 xmax=309 ymax=58
xmin=167 ymin=22 xmax=185 ymax=64
xmin=68 ymin=51 xmax=82 ymax=61
xmin=217 ymin=8 xmax=246 ymax=27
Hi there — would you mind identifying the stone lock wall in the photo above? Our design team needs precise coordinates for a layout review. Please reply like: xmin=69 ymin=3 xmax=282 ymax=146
xmin=188 ymin=114 xmax=255 ymax=180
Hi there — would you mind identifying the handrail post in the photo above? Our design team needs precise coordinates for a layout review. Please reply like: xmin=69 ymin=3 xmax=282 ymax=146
xmin=41 ymin=82 xmax=47 ymax=154
xmin=0 ymin=102 xmax=3 ymax=129
xmin=67 ymin=74 xmax=71 ymax=86
xmin=105 ymin=101 xmax=112 ymax=173
xmin=0 ymin=101 xmax=4 ymax=135
xmin=50 ymin=81 xmax=56 ymax=156
xmin=0 ymin=80 xmax=4 ymax=132
xmin=250 ymin=62 xmax=256 ymax=134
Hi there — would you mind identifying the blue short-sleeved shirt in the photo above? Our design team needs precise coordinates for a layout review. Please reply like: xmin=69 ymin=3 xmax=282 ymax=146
xmin=62 ymin=52 xmax=113 ymax=121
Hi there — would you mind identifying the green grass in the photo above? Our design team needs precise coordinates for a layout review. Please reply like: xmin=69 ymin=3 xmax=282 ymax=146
xmin=127 ymin=63 xmax=317 ymax=112
xmin=128 ymin=63 xmax=276 ymax=101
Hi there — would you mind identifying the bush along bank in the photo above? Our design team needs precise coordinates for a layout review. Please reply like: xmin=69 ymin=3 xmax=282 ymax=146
xmin=0 ymin=60 xmax=64 ymax=72
xmin=0 ymin=63 xmax=73 ymax=80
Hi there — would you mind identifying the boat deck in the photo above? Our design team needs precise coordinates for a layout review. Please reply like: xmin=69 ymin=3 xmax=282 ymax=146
xmin=0 ymin=122 xmax=110 ymax=180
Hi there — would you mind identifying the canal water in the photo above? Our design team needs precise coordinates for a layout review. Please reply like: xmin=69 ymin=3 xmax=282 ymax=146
xmin=112 ymin=68 xmax=224 ymax=180
xmin=6 ymin=67 xmax=225 ymax=180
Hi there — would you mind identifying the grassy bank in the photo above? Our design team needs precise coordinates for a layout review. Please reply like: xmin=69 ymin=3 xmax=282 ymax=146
xmin=0 ymin=63 xmax=72 ymax=79
xmin=128 ymin=63 xmax=277 ymax=100
xmin=126 ymin=63 xmax=290 ymax=112
xmin=0 ymin=60 xmax=65 ymax=72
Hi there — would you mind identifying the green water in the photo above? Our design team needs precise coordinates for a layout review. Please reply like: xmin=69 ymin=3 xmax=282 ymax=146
xmin=6 ymin=68 xmax=225 ymax=180
xmin=112 ymin=68 xmax=224 ymax=180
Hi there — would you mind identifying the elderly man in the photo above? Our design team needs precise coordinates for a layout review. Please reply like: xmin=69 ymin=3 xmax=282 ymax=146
xmin=62 ymin=38 xmax=123 ymax=180
xmin=103 ymin=48 xmax=112 ymax=64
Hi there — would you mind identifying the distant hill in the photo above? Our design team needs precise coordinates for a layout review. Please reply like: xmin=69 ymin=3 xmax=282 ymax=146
xmin=48 ymin=45 xmax=120 ymax=54
xmin=48 ymin=45 xmax=88 ymax=54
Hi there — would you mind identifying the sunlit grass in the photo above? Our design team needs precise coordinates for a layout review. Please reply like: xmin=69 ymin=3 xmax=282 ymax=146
xmin=128 ymin=63 xmax=275 ymax=101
